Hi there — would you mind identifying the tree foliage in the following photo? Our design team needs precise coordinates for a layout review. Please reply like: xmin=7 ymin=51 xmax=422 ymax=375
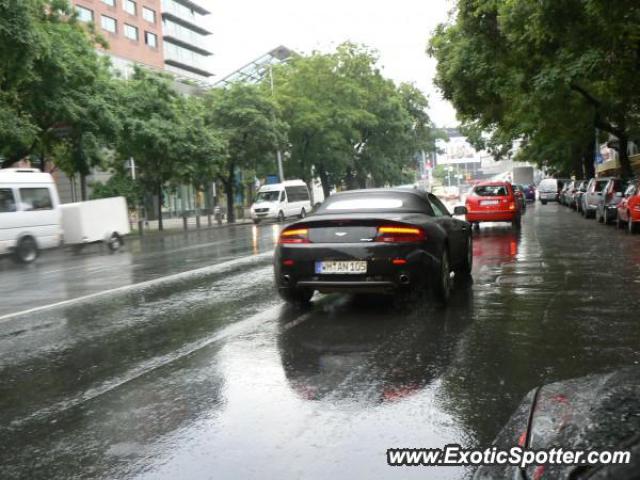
xmin=203 ymin=83 xmax=284 ymax=222
xmin=429 ymin=0 xmax=640 ymax=178
xmin=274 ymin=43 xmax=438 ymax=196
xmin=0 ymin=0 xmax=117 ymax=185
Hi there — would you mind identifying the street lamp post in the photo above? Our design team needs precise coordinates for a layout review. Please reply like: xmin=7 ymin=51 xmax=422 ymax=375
xmin=266 ymin=64 xmax=285 ymax=182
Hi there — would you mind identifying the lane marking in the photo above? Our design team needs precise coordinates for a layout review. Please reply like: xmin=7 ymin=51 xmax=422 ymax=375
xmin=0 ymin=252 xmax=274 ymax=324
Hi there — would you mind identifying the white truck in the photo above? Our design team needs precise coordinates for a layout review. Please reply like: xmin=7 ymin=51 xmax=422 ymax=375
xmin=512 ymin=166 xmax=535 ymax=186
xmin=60 ymin=197 xmax=130 ymax=252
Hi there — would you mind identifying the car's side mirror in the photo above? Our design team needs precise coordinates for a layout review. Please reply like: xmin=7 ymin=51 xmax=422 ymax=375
xmin=453 ymin=206 xmax=468 ymax=215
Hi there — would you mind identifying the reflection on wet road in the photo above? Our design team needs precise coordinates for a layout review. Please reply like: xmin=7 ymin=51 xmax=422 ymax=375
xmin=1 ymin=204 xmax=639 ymax=479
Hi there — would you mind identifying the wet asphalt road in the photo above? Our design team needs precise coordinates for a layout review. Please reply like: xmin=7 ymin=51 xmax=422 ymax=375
xmin=1 ymin=203 xmax=640 ymax=479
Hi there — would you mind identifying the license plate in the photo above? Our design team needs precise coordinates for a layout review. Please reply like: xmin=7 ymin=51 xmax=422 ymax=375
xmin=315 ymin=260 xmax=367 ymax=274
xmin=480 ymin=200 xmax=499 ymax=206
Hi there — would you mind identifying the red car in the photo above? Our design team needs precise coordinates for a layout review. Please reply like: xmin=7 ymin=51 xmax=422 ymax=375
xmin=465 ymin=181 xmax=521 ymax=229
xmin=616 ymin=179 xmax=640 ymax=234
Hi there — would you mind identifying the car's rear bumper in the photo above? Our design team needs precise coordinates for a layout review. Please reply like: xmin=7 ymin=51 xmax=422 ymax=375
xmin=465 ymin=211 xmax=517 ymax=222
xmin=539 ymin=192 xmax=558 ymax=201
xmin=274 ymin=243 xmax=437 ymax=293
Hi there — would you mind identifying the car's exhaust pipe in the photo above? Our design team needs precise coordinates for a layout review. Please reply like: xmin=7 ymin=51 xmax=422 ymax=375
xmin=399 ymin=274 xmax=410 ymax=285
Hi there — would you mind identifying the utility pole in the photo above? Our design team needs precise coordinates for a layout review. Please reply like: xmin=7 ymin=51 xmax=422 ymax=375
xmin=267 ymin=64 xmax=285 ymax=182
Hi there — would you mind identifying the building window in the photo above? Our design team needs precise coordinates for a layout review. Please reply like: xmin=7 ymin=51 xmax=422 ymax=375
xmin=101 ymin=15 xmax=117 ymax=33
xmin=101 ymin=0 xmax=116 ymax=6
xmin=124 ymin=0 xmax=137 ymax=15
xmin=124 ymin=24 xmax=139 ymax=41
xmin=75 ymin=6 xmax=94 ymax=23
xmin=145 ymin=31 xmax=158 ymax=48
xmin=142 ymin=7 xmax=156 ymax=23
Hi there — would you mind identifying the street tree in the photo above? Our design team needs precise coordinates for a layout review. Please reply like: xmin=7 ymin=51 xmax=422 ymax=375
xmin=0 ymin=0 xmax=119 ymax=189
xmin=203 ymin=83 xmax=284 ymax=223
xmin=275 ymin=43 xmax=439 ymax=195
xmin=429 ymin=0 xmax=640 ymax=178
xmin=116 ymin=68 xmax=191 ymax=230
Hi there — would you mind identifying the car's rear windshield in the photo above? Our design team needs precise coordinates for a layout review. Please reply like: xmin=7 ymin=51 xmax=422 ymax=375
xmin=539 ymin=179 xmax=557 ymax=190
xmin=315 ymin=191 xmax=427 ymax=214
xmin=473 ymin=185 xmax=508 ymax=196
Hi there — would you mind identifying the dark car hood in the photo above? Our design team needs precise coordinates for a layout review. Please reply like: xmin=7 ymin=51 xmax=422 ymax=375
xmin=474 ymin=367 xmax=640 ymax=479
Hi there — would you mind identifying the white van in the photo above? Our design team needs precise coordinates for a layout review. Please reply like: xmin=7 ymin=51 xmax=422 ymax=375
xmin=0 ymin=168 xmax=63 ymax=262
xmin=251 ymin=179 xmax=311 ymax=223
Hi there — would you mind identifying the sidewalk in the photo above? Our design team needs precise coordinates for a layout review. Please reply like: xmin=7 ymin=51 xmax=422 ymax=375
xmin=132 ymin=215 xmax=254 ymax=235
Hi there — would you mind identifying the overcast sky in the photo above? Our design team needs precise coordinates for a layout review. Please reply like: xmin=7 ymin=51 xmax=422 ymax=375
xmin=200 ymin=0 xmax=458 ymax=127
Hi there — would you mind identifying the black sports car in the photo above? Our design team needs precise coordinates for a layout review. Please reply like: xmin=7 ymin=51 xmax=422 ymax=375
xmin=273 ymin=188 xmax=472 ymax=304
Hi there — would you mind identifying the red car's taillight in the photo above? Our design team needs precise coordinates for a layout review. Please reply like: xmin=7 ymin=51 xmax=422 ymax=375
xmin=279 ymin=228 xmax=310 ymax=244
xmin=376 ymin=225 xmax=426 ymax=243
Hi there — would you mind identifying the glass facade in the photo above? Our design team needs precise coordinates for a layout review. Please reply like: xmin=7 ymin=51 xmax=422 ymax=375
xmin=161 ymin=0 xmax=199 ymax=24
xmin=162 ymin=18 xmax=201 ymax=45
xmin=160 ymin=0 xmax=212 ymax=79
xmin=164 ymin=41 xmax=207 ymax=68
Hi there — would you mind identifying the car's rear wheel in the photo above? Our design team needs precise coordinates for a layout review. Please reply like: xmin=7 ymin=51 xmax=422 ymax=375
xmin=15 ymin=236 xmax=38 ymax=264
xmin=278 ymin=287 xmax=313 ymax=305
xmin=253 ymin=219 xmax=261 ymax=225
xmin=454 ymin=235 xmax=473 ymax=277
xmin=541 ymin=200 xmax=547 ymax=205
xmin=433 ymin=249 xmax=452 ymax=305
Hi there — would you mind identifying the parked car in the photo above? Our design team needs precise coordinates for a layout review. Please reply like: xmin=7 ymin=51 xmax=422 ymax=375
xmin=538 ymin=178 xmax=567 ymax=204
xmin=465 ymin=181 xmax=522 ymax=229
xmin=581 ymin=177 xmax=611 ymax=218
xmin=274 ymin=189 xmax=472 ymax=305
xmin=0 ymin=168 xmax=63 ymax=263
xmin=573 ymin=179 xmax=589 ymax=212
xmin=616 ymin=178 xmax=640 ymax=234
xmin=595 ymin=177 xmax=627 ymax=224
xmin=512 ymin=184 xmax=527 ymax=210
xmin=250 ymin=179 xmax=311 ymax=224
xmin=565 ymin=180 xmax=584 ymax=209
xmin=559 ymin=180 xmax=573 ymax=206
xmin=474 ymin=367 xmax=640 ymax=480
xmin=522 ymin=184 xmax=536 ymax=202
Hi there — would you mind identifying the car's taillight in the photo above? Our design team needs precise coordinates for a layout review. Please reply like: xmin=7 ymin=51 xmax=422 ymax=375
xmin=509 ymin=201 xmax=516 ymax=210
xmin=376 ymin=225 xmax=426 ymax=243
xmin=279 ymin=228 xmax=310 ymax=244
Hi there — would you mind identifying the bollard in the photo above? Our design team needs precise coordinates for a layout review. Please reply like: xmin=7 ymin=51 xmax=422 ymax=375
xmin=182 ymin=214 xmax=188 ymax=231
xmin=138 ymin=220 xmax=144 ymax=236
xmin=207 ymin=214 xmax=212 ymax=227
xmin=196 ymin=214 xmax=201 ymax=229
